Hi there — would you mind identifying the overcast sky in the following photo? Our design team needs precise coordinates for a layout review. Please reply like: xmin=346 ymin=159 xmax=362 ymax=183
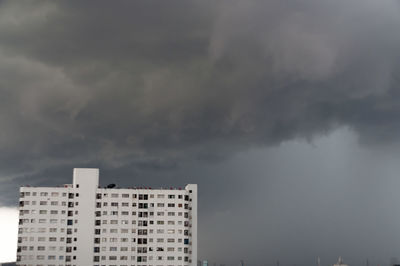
xmin=2 ymin=0 xmax=400 ymax=265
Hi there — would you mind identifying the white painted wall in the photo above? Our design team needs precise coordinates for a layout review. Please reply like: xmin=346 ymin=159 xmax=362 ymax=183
xmin=72 ymin=168 xmax=99 ymax=266
xmin=17 ymin=168 xmax=197 ymax=266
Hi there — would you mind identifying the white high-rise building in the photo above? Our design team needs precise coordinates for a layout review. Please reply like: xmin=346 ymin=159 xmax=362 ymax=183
xmin=16 ymin=168 xmax=198 ymax=266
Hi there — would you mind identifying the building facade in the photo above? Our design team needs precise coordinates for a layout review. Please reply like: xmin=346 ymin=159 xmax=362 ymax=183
xmin=17 ymin=168 xmax=198 ymax=266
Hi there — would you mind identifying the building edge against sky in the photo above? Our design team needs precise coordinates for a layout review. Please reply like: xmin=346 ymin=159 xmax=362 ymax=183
xmin=17 ymin=168 xmax=198 ymax=266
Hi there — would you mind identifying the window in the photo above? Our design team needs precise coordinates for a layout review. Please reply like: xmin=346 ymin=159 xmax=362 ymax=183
xmin=137 ymin=238 xmax=147 ymax=244
xmin=40 ymin=192 xmax=48 ymax=196
xmin=39 ymin=201 xmax=47 ymax=205
xmin=138 ymin=194 xmax=148 ymax=200
xmin=111 ymin=193 xmax=119 ymax=198
xmin=138 ymin=212 xmax=148 ymax=218
xmin=51 ymin=192 xmax=59 ymax=197
xmin=122 ymin=193 xmax=129 ymax=198
xmin=139 ymin=203 xmax=148 ymax=208
xmin=138 ymin=247 xmax=147 ymax=253
xmin=138 ymin=229 xmax=148 ymax=235
xmin=138 ymin=220 xmax=148 ymax=226
xmin=157 ymin=194 xmax=165 ymax=199
xmin=168 ymin=203 xmax=175 ymax=207
xmin=168 ymin=195 xmax=175 ymax=199
xmin=137 ymin=256 xmax=147 ymax=262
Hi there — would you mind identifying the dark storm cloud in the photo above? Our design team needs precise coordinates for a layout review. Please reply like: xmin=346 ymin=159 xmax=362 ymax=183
xmin=2 ymin=0 xmax=400 ymax=264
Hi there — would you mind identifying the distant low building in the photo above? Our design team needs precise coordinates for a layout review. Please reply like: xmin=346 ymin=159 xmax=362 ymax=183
xmin=1 ymin=262 xmax=17 ymax=266
xmin=334 ymin=257 xmax=348 ymax=266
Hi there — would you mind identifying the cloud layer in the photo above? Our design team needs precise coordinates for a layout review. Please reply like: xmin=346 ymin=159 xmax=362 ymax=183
xmin=2 ymin=1 xmax=400 ymax=264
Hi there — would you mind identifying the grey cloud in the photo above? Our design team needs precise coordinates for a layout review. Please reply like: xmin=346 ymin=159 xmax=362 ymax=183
xmin=1 ymin=0 xmax=400 ymax=264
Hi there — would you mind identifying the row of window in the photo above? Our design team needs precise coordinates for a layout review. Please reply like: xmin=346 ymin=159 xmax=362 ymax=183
xmin=19 ymin=245 xmax=189 ymax=253
xmin=20 ymin=201 xmax=190 ymax=208
xmin=19 ymin=236 xmax=191 ymax=244
xmin=18 ymin=255 xmax=65 ymax=260
xmin=95 ymin=202 xmax=187 ymax=208
xmin=96 ymin=193 xmax=190 ymax=200
xmin=19 ymin=219 xmax=189 ymax=228
xmin=17 ymin=264 xmax=189 ymax=266
xmin=94 ymin=255 xmax=189 ymax=262
xmin=97 ymin=220 xmax=190 ymax=226
xmin=95 ymin=210 xmax=189 ymax=217
xmin=93 ymin=237 xmax=190 ymax=244
xmin=21 ymin=191 xmax=193 ymax=199
xmin=20 ymin=192 xmax=67 ymax=197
